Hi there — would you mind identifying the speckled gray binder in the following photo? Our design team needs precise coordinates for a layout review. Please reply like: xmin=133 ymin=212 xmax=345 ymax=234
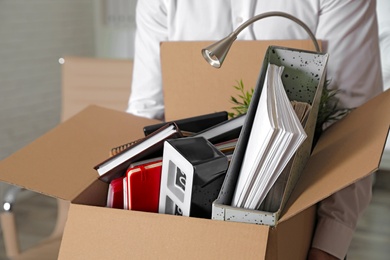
xmin=212 ymin=46 xmax=329 ymax=226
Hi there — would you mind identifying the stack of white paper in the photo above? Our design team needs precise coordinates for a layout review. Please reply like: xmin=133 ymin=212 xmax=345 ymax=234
xmin=231 ymin=63 xmax=307 ymax=209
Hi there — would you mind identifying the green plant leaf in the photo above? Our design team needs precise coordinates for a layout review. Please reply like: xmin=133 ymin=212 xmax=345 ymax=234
xmin=228 ymin=79 xmax=350 ymax=137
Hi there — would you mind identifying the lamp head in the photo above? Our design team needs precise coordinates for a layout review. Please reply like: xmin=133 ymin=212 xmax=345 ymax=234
xmin=201 ymin=33 xmax=237 ymax=68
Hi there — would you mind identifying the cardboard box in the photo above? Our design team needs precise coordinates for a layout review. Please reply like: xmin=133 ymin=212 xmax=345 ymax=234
xmin=161 ymin=40 xmax=321 ymax=121
xmin=0 ymin=88 xmax=389 ymax=259
xmin=1 ymin=39 xmax=389 ymax=259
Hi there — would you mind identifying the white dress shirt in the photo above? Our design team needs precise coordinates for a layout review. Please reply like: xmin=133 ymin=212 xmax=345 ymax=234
xmin=377 ymin=0 xmax=390 ymax=159
xmin=128 ymin=1 xmax=383 ymax=259
xmin=377 ymin=0 xmax=390 ymax=90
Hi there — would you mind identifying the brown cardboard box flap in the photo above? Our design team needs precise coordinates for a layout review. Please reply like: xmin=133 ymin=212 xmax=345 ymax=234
xmin=281 ymin=89 xmax=390 ymax=221
xmin=161 ymin=40 xmax=320 ymax=121
xmin=59 ymin=204 xmax=269 ymax=259
xmin=0 ymin=106 xmax=158 ymax=201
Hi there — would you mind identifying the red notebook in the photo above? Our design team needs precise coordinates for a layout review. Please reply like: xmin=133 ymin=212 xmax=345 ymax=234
xmin=126 ymin=160 xmax=162 ymax=213
xmin=106 ymin=176 xmax=125 ymax=209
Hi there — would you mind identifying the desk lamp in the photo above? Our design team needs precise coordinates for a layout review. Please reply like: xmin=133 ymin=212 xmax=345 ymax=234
xmin=201 ymin=11 xmax=320 ymax=68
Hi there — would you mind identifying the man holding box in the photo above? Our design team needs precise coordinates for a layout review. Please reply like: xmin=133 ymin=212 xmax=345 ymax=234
xmin=127 ymin=1 xmax=383 ymax=259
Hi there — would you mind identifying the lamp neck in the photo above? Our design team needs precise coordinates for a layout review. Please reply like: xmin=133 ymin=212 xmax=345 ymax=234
xmin=233 ymin=11 xmax=320 ymax=53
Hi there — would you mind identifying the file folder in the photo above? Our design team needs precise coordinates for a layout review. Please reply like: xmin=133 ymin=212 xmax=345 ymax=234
xmin=212 ymin=46 xmax=329 ymax=226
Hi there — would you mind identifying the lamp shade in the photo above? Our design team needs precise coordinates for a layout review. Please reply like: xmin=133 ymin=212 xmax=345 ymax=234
xmin=201 ymin=33 xmax=237 ymax=68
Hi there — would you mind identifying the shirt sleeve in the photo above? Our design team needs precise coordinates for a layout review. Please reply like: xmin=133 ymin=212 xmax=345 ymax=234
xmin=311 ymin=1 xmax=382 ymax=258
xmin=311 ymin=175 xmax=373 ymax=259
xmin=315 ymin=0 xmax=383 ymax=108
xmin=377 ymin=0 xmax=390 ymax=90
xmin=126 ymin=0 xmax=167 ymax=120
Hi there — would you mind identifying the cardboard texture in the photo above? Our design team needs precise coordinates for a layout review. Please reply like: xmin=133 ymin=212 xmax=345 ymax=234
xmin=282 ymin=89 xmax=390 ymax=222
xmin=0 ymin=41 xmax=389 ymax=259
xmin=161 ymin=40 xmax=319 ymax=121
xmin=0 ymin=90 xmax=388 ymax=259
xmin=60 ymin=204 xmax=268 ymax=259
xmin=0 ymin=106 xmax=159 ymax=202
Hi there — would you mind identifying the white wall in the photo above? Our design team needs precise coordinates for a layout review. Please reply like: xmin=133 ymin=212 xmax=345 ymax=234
xmin=94 ymin=0 xmax=137 ymax=59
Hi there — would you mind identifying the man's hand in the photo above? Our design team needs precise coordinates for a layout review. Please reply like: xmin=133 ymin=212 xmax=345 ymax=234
xmin=307 ymin=248 xmax=339 ymax=260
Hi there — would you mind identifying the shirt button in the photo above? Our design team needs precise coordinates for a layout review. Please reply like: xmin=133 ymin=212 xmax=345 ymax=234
xmin=236 ymin=17 xmax=243 ymax=23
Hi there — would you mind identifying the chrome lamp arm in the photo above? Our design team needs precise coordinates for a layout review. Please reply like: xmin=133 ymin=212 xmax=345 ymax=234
xmin=202 ymin=11 xmax=320 ymax=68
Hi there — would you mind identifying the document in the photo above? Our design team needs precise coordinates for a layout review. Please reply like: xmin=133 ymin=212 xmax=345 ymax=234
xmin=94 ymin=122 xmax=182 ymax=183
xmin=143 ymin=111 xmax=228 ymax=136
xmin=231 ymin=63 xmax=307 ymax=209
xmin=193 ymin=113 xmax=246 ymax=144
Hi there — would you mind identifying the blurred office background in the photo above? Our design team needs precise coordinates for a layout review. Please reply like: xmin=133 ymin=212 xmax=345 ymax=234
xmin=0 ymin=0 xmax=136 ymax=169
xmin=0 ymin=0 xmax=137 ymax=256
xmin=0 ymin=0 xmax=389 ymax=259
